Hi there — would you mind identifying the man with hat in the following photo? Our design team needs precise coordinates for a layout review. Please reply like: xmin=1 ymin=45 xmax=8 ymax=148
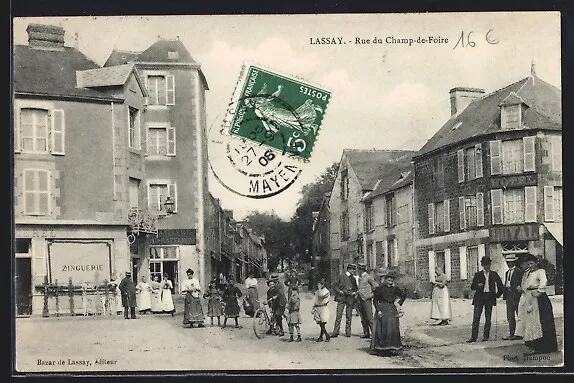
xmin=119 ymin=271 xmax=137 ymax=319
xmin=467 ymin=256 xmax=503 ymax=342
xmin=502 ymin=253 xmax=524 ymax=340
xmin=330 ymin=263 xmax=359 ymax=338
xmin=266 ymin=274 xmax=287 ymax=336
xmin=356 ymin=262 xmax=379 ymax=338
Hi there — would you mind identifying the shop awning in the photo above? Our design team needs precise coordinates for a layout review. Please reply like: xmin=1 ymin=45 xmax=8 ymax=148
xmin=544 ymin=223 xmax=563 ymax=246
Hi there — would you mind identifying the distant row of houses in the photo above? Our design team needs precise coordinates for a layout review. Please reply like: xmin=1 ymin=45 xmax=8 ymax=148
xmin=313 ymin=70 xmax=563 ymax=298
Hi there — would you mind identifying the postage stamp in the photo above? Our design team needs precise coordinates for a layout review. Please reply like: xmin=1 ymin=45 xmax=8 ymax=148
xmin=223 ymin=63 xmax=331 ymax=161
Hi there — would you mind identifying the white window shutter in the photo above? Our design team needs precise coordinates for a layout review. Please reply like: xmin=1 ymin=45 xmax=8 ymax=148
xmin=523 ymin=136 xmax=536 ymax=172
xmin=144 ymin=76 xmax=149 ymax=105
xmin=544 ymin=186 xmax=555 ymax=222
xmin=457 ymin=149 xmax=465 ymax=183
xmin=166 ymin=75 xmax=175 ymax=105
xmin=393 ymin=240 xmax=399 ymax=267
xmin=15 ymin=108 xmax=21 ymax=153
xmin=459 ymin=246 xmax=468 ymax=280
xmin=491 ymin=189 xmax=503 ymax=224
xmin=428 ymin=203 xmax=435 ymax=235
xmin=33 ymin=241 xmax=46 ymax=279
xmin=459 ymin=196 xmax=466 ymax=230
xmin=51 ymin=109 xmax=65 ymax=155
xmin=552 ymin=136 xmax=562 ymax=172
xmin=168 ymin=183 xmax=177 ymax=213
xmin=428 ymin=250 xmax=436 ymax=282
xmin=475 ymin=144 xmax=483 ymax=178
xmin=444 ymin=199 xmax=450 ymax=232
xmin=525 ymin=186 xmax=537 ymax=222
xmin=136 ymin=111 xmax=141 ymax=150
xmin=490 ymin=140 xmax=502 ymax=175
xmin=167 ymin=126 xmax=176 ymax=156
xmin=383 ymin=240 xmax=388 ymax=268
xmin=478 ymin=244 xmax=486 ymax=265
xmin=444 ymin=248 xmax=452 ymax=281
xmin=477 ymin=192 xmax=484 ymax=226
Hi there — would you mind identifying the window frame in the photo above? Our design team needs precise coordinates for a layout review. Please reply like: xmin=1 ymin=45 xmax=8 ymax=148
xmin=501 ymin=104 xmax=522 ymax=130
xmin=20 ymin=108 xmax=50 ymax=154
xmin=22 ymin=169 xmax=51 ymax=216
xmin=128 ymin=106 xmax=141 ymax=150
xmin=147 ymin=180 xmax=178 ymax=213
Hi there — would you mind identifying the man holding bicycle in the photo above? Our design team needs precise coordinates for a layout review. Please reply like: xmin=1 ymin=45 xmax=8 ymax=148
xmin=266 ymin=275 xmax=287 ymax=336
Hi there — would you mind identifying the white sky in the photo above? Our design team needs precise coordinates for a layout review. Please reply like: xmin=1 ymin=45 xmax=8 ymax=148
xmin=13 ymin=13 xmax=561 ymax=220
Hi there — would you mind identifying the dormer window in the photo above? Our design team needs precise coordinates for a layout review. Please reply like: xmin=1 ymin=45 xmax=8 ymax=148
xmin=168 ymin=50 xmax=179 ymax=60
xmin=501 ymin=104 xmax=521 ymax=130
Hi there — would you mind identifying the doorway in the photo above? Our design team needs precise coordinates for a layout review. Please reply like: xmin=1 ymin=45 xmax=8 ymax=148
xmin=15 ymin=258 xmax=32 ymax=316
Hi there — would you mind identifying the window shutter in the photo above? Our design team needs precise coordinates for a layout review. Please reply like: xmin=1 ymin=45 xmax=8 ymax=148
xmin=51 ymin=109 xmax=65 ymax=155
xmin=381 ymin=200 xmax=386 ymax=227
xmin=393 ymin=240 xmax=399 ymax=267
xmin=475 ymin=144 xmax=483 ymax=178
xmin=136 ymin=111 xmax=141 ymax=150
xmin=544 ymin=186 xmax=554 ymax=222
xmin=144 ymin=76 xmax=149 ymax=105
xmin=476 ymin=192 xmax=484 ymax=226
xmin=428 ymin=250 xmax=436 ymax=282
xmin=491 ymin=189 xmax=503 ymax=224
xmin=15 ymin=108 xmax=21 ymax=153
xmin=168 ymin=183 xmax=178 ymax=213
xmin=523 ymin=136 xmax=536 ymax=172
xmin=444 ymin=248 xmax=451 ymax=281
xmin=33 ymin=241 xmax=47 ymax=279
xmin=552 ymin=136 xmax=562 ymax=172
xmin=166 ymin=75 xmax=175 ymax=105
xmin=428 ymin=203 xmax=435 ymax=235
xmin=457 ymin=149 xmax=465 ymax=182
xmin=490 ymin=140 xmax=502 ymax=175
xmin=383 ymin=240 xmax=388 ymax=267
xmin=477 ymin=244 xmax=486 ymax=265
xmin=167 ymin=126 xmax=176 ymax=156
xmin=459 ymin=246 xmax=468 ymax=280
xmin=525 ymin=186 xmax=537 ymax=222
xmin=444 ymin=199 xmax=450 ymax=232
xmin=459 ymin=196 xmax=466 ymax=230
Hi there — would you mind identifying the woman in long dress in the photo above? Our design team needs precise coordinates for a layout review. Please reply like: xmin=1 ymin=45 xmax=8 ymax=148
xmin=430 ymin=267 xmax=452 ymax=325
xmin=136 ymin=275 xmax=152 ymax=315
xmin=160 ymin=273 xmax=175 ymax=316
xmin=108 ymin=273 xmax=124 ymax=315
xmin=182 ymin=269 xmax=204 ymax=327
xmin=243 ymin=272 xmax=259 ymax=317
xmin=204 ymin=277 xmax=224 ymax=326
xmin=516 ymin=254 xmax=558 ymax=355
xmin=150 ymin=275 xmax=162 ymax=314
xmin=311 ymin=278 xmax=331 ymax=342
xmin=370 ymin=269 xmax=407 ymax=356
xmin=222 ymin=276 xmax=243 ymax=329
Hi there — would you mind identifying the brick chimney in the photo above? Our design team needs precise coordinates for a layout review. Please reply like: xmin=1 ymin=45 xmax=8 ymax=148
xmin=27 ymin=24 xmax=65 ymax=50
xmin=449 ymin=87 xmax=485 ymax=116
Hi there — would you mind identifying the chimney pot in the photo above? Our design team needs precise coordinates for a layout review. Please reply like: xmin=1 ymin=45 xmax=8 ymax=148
xmin=27 ymin=24 xmax=65 ymax=50
xmin=449 ymin=87 xmax=485 ymax=116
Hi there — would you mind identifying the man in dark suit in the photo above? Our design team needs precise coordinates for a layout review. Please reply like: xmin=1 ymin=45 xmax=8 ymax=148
xmin=331 ymin=264 xmax=358 ymax=338
xmin=356 ymin=262 xmax=379 ymax=339
xmin=467 ymin=256 xmax=503 ymax=342
xmin=501 ymin=253 xmax=524 ymax=340
xmin=119 ymin=271 xmax=137 ymax=320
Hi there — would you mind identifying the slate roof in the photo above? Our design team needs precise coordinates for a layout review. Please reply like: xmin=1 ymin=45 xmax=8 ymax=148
xmin=103 ymin=49 xmax=140 ymax=67
xmin=416 ymin=75 xmax=561 ymax=158
xmin=343 ymin=149 xmax=417 ymax=191
xmin=76 ymin=64 xmax=136 ymax=88
xmin=363 ymin=156 xmax=414 ymax=202
xmin=13 ymin=45 xmax=117 ymax=101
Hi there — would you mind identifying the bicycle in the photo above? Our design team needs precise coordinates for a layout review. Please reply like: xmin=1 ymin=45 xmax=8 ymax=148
xmin=253 ymin=298 xmax=287 ymax=339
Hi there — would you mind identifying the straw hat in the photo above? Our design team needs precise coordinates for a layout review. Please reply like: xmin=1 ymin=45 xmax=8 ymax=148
xmin=504 ymin=253 xmax=518 ymax=262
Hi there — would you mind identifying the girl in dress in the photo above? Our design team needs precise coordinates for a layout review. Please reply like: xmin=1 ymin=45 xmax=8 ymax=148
xmin=203 ymin=276 xmax=224 ymax=326
xmin=222 ymin=276 xmax=243 ymax=329
xmin=430 ymin=267 xmax=452 ymax=325
xmin=243 ymin=272 xmax=259 ymax=317
xmin=160 ymin=273 xmax=175 ymax=316
xmin=370 ymin=269 xmax=407 ymax=356
xmin=311 ymin=278 xmax=331 ymax=342
xmin=287 ymin=285 xmax=302 ymax=342
xmin=150 ymin=275 xmax=162 ymax=314
xmin=136 ymin=275 xmax=152 ymax=315
xmin=182 ymin=269 xmax=204 ymax=327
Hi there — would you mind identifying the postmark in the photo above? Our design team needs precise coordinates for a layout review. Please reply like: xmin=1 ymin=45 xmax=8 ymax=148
xmin=223 ymin=63 xmax=331 ymax=161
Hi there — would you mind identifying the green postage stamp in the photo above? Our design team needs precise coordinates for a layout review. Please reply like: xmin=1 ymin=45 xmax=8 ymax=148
xmin=224 ymin=63 xmax=331 ymax=161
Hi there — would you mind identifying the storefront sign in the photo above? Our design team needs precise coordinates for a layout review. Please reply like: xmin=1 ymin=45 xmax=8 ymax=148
xmin=48 ymin=241 xmax=112 ymax=284
xmin=490 ymin=174 xmax=537 ymax=189
xmin=490 ymin=224 xmax=539 ymax=243
xmin=150 ymin=229 xmax=196 ymax=245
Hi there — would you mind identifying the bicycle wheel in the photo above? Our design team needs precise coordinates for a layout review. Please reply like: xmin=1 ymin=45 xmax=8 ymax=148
xmin=253 ymin=309 xmax=269 ymax=339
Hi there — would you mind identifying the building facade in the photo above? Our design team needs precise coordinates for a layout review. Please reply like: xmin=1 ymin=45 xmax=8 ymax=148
xmin=413 ymin=73 xmax=563 ymax=298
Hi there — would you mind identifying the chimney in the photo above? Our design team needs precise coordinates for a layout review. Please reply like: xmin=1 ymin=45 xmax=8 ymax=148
xmin=27 ymin=23 xmax=65 ymax=51
xmin=449 ymin=87 xmax=485 ymax=116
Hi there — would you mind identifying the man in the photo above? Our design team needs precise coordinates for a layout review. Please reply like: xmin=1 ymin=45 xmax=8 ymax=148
xmin=356 ymin=262 xmax=378 ymax=338
xmin=266 ymin=275 xmax=286 ymax=336
xmin=502 ymin=253 xmax=524 ymax=340
xmin=331 ymin=263 xmax=358 ymax=338
xmin=119 ymin=271 xmax=137 ymax=320
xmin=467 ymin=256 xmax=503 ymax=342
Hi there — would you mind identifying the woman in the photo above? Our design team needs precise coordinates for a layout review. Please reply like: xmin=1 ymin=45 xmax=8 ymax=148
xmin=160 ymin=273 xmax=175 ymax=316
xmin=370 ymin=269 xmax=407 ymax=356
xmin=108 ymin=273 xmax=123 ymax=315
xmin=222 ymin=276 xmax=243 ymax=328
xmin=182 ymin=269 xmax=204 ymax=328
xmin=311 ymin=278 xmax=331 ymax=342
xmin=243 ymin=272 xmax=259 ymax=317
xmin=517 ymin=254 xmax=558 ymax=355
xmin=430 ymin=267 xmax=452 ymax=325
xmin=150 ymin=275 xmax=163 ymax=313
xmin=204 ymin=276 xmax=224 ymax=326
xmin=136 ymin=275 xmax=152 ymax=315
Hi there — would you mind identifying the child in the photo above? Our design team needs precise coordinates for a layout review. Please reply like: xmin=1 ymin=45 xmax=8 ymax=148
xmin=287 ymin=285 xmax=302 ymax=342
xmin=222 ymin=276 xmax=242 ymax=329
xmin=312 ymin=278 xmax=331 ymax=342
xmin=203 ymin=277 xmax=223 ymax=326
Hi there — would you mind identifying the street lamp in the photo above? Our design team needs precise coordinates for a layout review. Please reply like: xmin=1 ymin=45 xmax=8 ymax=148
xmin=163 ymin=196 xmax=175 ymax=215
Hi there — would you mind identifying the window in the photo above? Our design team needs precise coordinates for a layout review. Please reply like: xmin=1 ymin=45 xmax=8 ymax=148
xmin=129 ymin=178 xmax=140 ymax=209
xmin=341 ymin=211 xmax=350 ymax=240
xmin=433 ymin=156 xmax=445 ymax=188
xmin=491 ymin=137 xmax=536 ymax=175
xmin=457 ymin=145 xmax=483 ymax=182
xmin=491 ymin=187 xmax=537 ymax=224
xmin=544 ymin=186 xmax=563 ymax=222
xmin=503 ymin=188 xmax=524 ymax=224
xmin=149 ymin=246 xmax=179 ymax=290
xmin=467 ymin=246 xmax=480 ymax=278
xmin=148 ymin=182 xmax=177 ymax=213
xmin=502 ymin=139 xmax=523 ymax=174
xmin=501 ymin=105 xmax=521 ymax=130
xmin=23 ymin=169 xmax=50 ymax=216
xmin=17 ymin=108 xmax=65 ymax=155
xmin=167 ymin=50 xmax=179 ymax=60
xmin=459 ymin=193 xmax=484 ymax=229
xmin=385 ymin=194 xmax=396 ymax=227
xmin=146 ymin=75 xmax=175 ymax=106
xmin=465 ymin=147 xmax=476 ymax=180
xmin=340 ymin=170 xmax=349 ymax=201
xmin=552 ymin=136 xmax=562 ymax=172
xmin=365 ymin=202 xmax=374 ymax=232
xmin=387 ymin=239 xmax=396 ymax=268
xmin=366 ymin=243 xmax=373 ymax=269
xmin=147 ymin=126 xmax=176 ymax=156
xmin=435 ymin=251 xmax=446 ymax=274
xmin=128 ymin=107 xmax=141 ymax=149
xmin=435 ymin=201 xmax=445 ymax=232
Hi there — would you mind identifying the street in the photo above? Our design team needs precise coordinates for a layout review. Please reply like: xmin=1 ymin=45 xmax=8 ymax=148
xmin=15 ymin=280 xmax=564 ymax=372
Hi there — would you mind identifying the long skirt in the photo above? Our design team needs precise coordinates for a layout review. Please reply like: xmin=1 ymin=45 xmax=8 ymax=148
xmin=207 ymin=297 xmax=223 ymax=317
xmin=150 ymin=291 xmax=162 ymax=313
xmin=244 ymin=287 xmax=260 ymax=317
xmin=183 ymin=293 xmax=204 ymax=324
xmin=160 ymin=289 xmax=175 ymax=313
xmin=370 ymin=302 xmax=402 ymax=354
xmin=137 ymin=291 xmax=152 ymax=312
xmin=115 ymin=290 xmax=123 ymax=313
xmin=524 ymin=293 xmax=558 ymax=353
xmin=224 ymin=297 xmax=241 ymax=318
xmin=430 ymin=286 xmax=452 ymax=320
